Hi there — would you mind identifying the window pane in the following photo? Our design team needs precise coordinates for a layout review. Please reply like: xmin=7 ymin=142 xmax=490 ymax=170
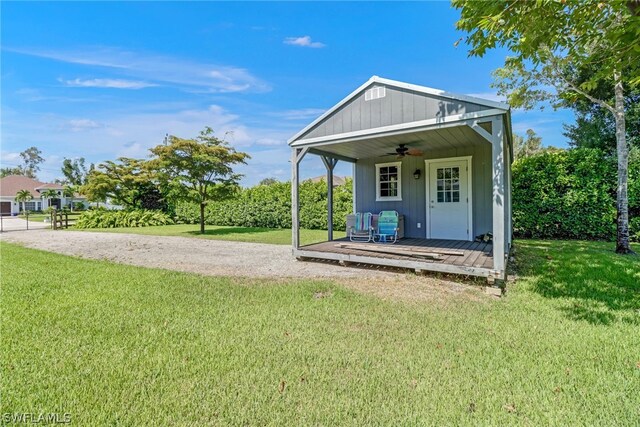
xmin=444 ymin=180 xmax=451 ymax=190
xmin=452 ymin=180 xmax=459 ymax=190
xmin=380 ymin=167 xmax=388 ymax=174
xmin=380 ymin=182 xmax=389 ymax=190
xmin=388 ymin=166 xmax=397 ymax=174
xmin=437 ymin=192 xmax=444 ymax=203
xmin=445 ymin=168 xmax=451 ymax=179
xmin=380 ymin=189 xmax=389 ymax=197
xmin=452 ymin=167 xmax=459 ymax=179
xmin=437 ymin=180 xmax=443 ymax=191
xmin=437 ymin=169 xmax=443 ymax=179
xmin=453 ymin=192 xmax=460 ymax=202
xmin=445 ymin=192 xmax=452 ymax=202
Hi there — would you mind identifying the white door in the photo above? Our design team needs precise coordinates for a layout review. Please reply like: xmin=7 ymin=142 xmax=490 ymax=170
xmin=427 ymin=159 xmax=470 ymax=240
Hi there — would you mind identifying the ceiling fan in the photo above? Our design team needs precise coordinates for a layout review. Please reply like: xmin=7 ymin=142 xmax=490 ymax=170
xmin=384 ymin=144 xmax=423 ymax=158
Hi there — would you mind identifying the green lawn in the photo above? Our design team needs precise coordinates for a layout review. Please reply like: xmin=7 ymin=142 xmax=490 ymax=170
xmin=18 ymin=213 xmax=49 ymax=222
xmin=76 ymin=223 xmax=345 ymax=245
xmin=1 ymin=240 xmax=638 ymax=425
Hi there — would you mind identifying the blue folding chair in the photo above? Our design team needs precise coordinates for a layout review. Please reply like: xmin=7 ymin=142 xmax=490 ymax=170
xmin=374 ymin=211 xmax=399 ymax=244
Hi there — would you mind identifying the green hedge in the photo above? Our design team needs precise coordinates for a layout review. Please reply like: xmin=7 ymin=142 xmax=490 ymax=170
xmin=512 ymin=148 xmax=639 ymax=241
xmin=175 ymin=179 xmax=353 ymax=230
xmin=75 ymin=209 xmax=174 ymax=229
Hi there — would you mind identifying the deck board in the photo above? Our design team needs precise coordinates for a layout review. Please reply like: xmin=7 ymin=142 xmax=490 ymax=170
xmin=299 ymin=237 xmax=494 ymax=274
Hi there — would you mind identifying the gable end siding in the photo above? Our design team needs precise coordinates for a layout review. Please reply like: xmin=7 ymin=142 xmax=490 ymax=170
xmin=298 ymin=85 xmax=490 ymax=142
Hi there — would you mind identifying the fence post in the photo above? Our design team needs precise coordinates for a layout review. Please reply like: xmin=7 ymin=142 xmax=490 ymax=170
xmin=65 ymin=213 xmax=68 ymax=229
xmin=52 ymin=208 xmax=57 ymax=230
xmin=26 ymin=210 xmax=29 ymax=231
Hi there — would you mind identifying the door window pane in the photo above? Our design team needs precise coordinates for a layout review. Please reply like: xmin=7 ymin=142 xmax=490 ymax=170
xmin=435 ymin=166 xmax=461 ymax=203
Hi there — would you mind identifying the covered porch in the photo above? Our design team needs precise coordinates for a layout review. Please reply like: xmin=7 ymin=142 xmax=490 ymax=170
xmin=298 ymin=237 xmax=494 ymax=277
xmin=289 ymin=76 xmax=512 ymax=282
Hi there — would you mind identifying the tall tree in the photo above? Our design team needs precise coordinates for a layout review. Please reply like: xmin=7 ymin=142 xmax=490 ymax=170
xmin=61 ymin=157 xmax=93 ymax=186
xmin=0 ymin=167 xmax=23 ymax=178
xmin=19 ymin=147 xmax=45 ymax=178
xmin=80 ymin=158 xmax=157 ymax=209
xmin=15 ymin=189 xmax=33 ymax=214
xmin=514 ymin=129 xmax=543 ymax=161
xmin=453 ymin=0 xmax=639 ymax=254
xmin=149 ymin=127 xmax=249 ymax=234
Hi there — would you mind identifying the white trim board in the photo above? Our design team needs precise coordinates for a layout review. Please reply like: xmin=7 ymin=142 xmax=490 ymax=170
xmin=425 ymin=156 xmax=473 ymax=241
xmin=375 ymin=161 xmax=402 ymax=202
xmin=288 ymin=76 xmax=510 ymax=145
xmin=290 ymin=108 xmax=506 ymax=148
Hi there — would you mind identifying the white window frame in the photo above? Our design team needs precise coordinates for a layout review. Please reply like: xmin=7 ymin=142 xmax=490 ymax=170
xmin=375 ymin=161 xmax=402 ymax=202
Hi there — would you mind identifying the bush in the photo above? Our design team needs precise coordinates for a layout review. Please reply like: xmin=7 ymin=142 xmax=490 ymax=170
xmin=174 ymin=179 xmax=353 ymax=230
xmin=513 ymin=148 xmax=639 ymax=241
xmin=75 ymin=209 xmax=174 ymax=229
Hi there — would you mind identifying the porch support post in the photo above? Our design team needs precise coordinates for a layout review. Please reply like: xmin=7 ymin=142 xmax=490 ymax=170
xmin=321 ymin=156 xmax=338 ymax=241
xmin=291 ymin=147 xmax=309 ymax=250
xmin=491 ymin=116 xmax=506 ymax=276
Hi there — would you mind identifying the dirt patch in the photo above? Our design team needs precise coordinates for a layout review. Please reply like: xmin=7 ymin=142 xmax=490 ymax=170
xmin=1 ymin=230 xmax=485 ymax=302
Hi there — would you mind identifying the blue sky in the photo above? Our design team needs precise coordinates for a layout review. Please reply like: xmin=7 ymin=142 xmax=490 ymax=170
xmin=1 ymin=1 xmax=573 ymax=185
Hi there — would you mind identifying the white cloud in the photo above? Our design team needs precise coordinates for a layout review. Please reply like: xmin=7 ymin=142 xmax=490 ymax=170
xmin=283 ymin=36 xmax=326 ymax=48
xmin=63 ymin=78 xmax=157 ymax=89
xmin=10 ymin=47 xmax=270 ymax=93
xmin=67 ymin=119 xmax=102 ymax=132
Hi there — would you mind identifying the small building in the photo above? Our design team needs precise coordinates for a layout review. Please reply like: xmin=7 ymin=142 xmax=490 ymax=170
xmin=0 ymin=175 xmax=86 ymax=215
xmin=289 ymin=76 xmax=513 ymax=282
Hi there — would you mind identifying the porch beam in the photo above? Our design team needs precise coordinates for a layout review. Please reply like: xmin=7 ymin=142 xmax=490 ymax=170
xmin=468 ymin=120 xmax=493 ymax=142
xmin=321 ymin=156 xmax=338 ymax=241
xmin=291 ymin=147 xmax=308 ymax=250
xmin=308 ymin=148 xmax=356 ymax=164
xmin=491 ymin=116 xmax=506 ymax=277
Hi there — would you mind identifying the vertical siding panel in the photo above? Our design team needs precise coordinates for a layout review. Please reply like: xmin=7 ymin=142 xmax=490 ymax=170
xmin=361 ymin=95 xmax=372 ymax=129
xmin=389 ymin=89 xmax=402 ymax=126
xmin=370 ymin=98 xmax=382 ymax=129
xmin=402 ymin=90 xmax=415 ymax=123
xmin=411 ymin=93 xmax=425 ymax=122
xmin=351 ymin=98 xmax=362 ymax=132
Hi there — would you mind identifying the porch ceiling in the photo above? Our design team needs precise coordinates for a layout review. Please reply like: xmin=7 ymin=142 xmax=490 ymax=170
xmin=306 ymin=124 xmax=488 ymax=161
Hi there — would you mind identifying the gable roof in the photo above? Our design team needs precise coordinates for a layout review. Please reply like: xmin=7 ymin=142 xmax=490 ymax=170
xmin=288 ymin=76 xmax=510 ymax=145
xmin=0 ymin=175 xmax=48 ymax=198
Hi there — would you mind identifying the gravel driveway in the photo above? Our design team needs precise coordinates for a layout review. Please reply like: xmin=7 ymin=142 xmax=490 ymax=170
xmin=0 ymin=230 xmax=399 ymax=279
xmin=1 ymin=230 xmax=483 ymax=301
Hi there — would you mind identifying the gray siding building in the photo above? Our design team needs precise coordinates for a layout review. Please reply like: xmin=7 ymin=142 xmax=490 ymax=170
xmin=289 ymin=76 xmax=513 ymax=282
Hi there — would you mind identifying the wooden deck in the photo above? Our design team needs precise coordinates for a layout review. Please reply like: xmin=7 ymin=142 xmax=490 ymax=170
xmin=295 ymin=237 xmax=496 ymax=278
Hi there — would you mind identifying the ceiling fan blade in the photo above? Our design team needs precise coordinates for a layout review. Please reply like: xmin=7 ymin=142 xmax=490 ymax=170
xmin=407 ymin=149 xmax=424 ymax=156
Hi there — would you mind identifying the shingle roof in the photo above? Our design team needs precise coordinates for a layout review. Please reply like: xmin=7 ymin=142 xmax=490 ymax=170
xmin=0 ymin=175 xmax=48 ymax=198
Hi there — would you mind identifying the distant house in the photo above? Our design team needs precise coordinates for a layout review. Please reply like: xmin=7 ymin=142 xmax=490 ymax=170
xmin=307 ymin=175 xmax=347 ymax=187
xmin=0 ymin=175 xmax=86 ymax=215
xmin=289 ymin=76 xmax=513 ymax=282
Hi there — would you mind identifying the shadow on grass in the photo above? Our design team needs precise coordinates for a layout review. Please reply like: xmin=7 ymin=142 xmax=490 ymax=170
xmin=515 ymin=239 xmax=640 ymax=325
xmin=184 ymin=227 xmax=278 ymax=237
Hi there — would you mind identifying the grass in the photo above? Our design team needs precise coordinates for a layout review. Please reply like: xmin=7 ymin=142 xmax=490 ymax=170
xmin=76 ymin=223 xmax=345 ymax=245
xmin=17 ymin=214 xmax=49 ymax=222
xmin=1 ymin=240 xmax=639 ymax=425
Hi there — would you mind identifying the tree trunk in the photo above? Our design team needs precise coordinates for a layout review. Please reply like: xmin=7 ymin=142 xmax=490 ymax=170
xmin=613 ymin=70 xmax=634 ymax=254
xmin=199 ymin=203 xmax=205 ymax=234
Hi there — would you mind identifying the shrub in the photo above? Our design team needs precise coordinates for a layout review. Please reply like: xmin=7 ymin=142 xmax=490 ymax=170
xmin=512 ymin=148 xmax=638 ymax=241
xmin=174 ymin=178 xmax=353 ymax=230
xmin=75 ymin=209 xmax=174 ymax=229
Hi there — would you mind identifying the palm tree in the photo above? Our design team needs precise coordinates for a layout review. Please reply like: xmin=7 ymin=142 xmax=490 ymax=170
xmin=41 ymin=189 xmax=60 ymax=210
xmin=62 ymin=186 xmax=75 ymax=211
xmin=15 ymin=189 xmax=33 ymax=214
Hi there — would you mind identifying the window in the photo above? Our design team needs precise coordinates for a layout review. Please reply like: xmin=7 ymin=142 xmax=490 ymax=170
xmin=436 ymin=167 xmax=460 ymax=203
xmin=376 ymin=162 xmax=402 ymax=201
xmin=22 ymin=201 xmax=37 ymax=211
xmin=365 ymin=86 xmax=386 ymax=101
